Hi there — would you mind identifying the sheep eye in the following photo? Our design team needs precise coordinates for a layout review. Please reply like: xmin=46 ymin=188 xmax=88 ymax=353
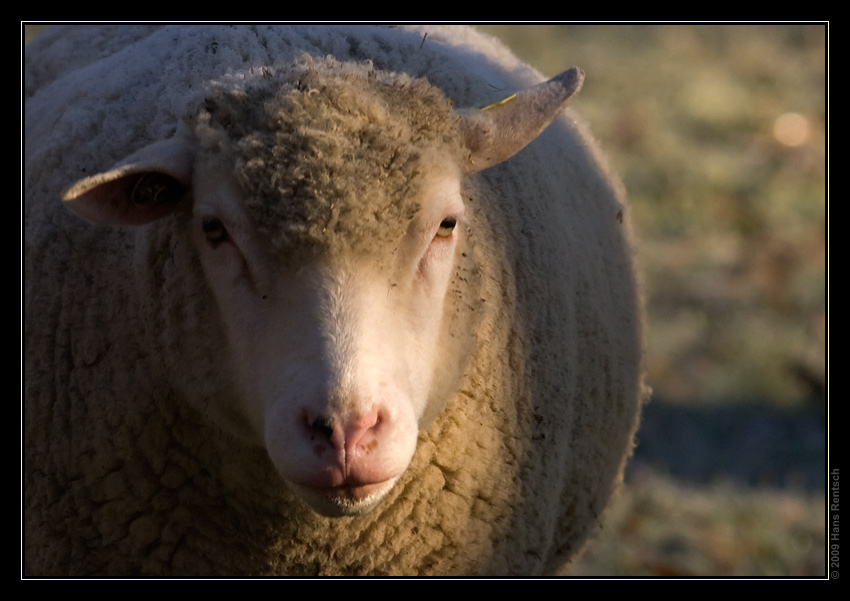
xmin=436 ymin=216 xmax=457 ymax=238
xmin=202 ymin=217 xmax=229 ymax=246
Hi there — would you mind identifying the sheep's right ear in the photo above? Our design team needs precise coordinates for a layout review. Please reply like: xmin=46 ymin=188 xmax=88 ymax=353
xmin=62 ymin=130 xmax=195 ymax=225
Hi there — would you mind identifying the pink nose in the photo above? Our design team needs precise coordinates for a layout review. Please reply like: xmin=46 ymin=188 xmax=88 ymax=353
xmin=307 ymin=410 xmax=380 ymax=460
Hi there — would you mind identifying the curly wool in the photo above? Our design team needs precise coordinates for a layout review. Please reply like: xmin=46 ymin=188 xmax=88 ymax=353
xmin=196 ymin=58 xmax=463 ymax=258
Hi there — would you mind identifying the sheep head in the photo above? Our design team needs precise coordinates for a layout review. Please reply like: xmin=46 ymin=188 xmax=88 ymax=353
xmin=61 ymin=60 xmax=583 ymax=517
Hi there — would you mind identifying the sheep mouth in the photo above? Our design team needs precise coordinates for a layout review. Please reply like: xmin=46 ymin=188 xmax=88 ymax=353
xmin=289 ymin=477 xmax=399 ymax=517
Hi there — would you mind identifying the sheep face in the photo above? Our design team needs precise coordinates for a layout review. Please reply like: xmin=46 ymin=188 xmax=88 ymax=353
xmin=191 ymin=159 xmax=466 ymax=516
xmin=184 ymin=65 xmax=468 ymax=515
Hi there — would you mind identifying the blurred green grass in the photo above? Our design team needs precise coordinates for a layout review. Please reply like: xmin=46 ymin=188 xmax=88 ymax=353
xmin=479 ymin=24 xmax=826 ymax=408
xmin=24 ymin=23 xmax=828 ymax=577
xmin=569 ymin=469 xmax=825 ymax=576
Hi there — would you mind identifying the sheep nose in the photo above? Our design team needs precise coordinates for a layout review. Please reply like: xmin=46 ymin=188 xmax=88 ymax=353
xmin=307 ymin=410 xmax=381 ymax=458
xmin=311 ymin=415 xmax=335 ymax=438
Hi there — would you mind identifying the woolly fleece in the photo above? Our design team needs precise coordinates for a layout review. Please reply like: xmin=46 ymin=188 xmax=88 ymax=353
xmin=24 ymin=25 xmax=645 ymax=576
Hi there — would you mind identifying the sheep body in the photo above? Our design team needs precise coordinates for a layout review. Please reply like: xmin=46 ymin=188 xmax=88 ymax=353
xmin=24 ymin=25 xmax=645 ymax=576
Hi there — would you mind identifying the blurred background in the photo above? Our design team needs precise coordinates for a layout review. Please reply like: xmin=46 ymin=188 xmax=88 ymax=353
xmin=477 ymin=24 xmax=827 ymax=577
xmin=24 ymin=24 xmax=828 ymax=577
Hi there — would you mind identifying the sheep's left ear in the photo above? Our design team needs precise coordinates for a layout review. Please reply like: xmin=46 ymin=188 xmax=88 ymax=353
xmin=456 ymin=67 xmax=584 ymax=174
xmin=62 ymin=126 xmax=195 ymax=225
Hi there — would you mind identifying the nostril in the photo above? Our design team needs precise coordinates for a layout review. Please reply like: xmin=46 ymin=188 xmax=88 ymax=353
xmin=311 ymin=415 xmax=335 ymax=438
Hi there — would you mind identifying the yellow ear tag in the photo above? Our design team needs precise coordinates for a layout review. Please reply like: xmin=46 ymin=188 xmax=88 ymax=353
xmin=481 ymin=93 xmax=516 ymax=111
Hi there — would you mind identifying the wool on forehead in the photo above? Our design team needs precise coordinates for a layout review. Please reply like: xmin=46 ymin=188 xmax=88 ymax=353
xmin=194 ymin=57 xmax=463 ymax=259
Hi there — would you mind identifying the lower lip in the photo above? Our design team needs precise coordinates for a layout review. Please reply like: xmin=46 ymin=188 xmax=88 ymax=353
xmin=292 ymin=478 xmax=399 ymax=516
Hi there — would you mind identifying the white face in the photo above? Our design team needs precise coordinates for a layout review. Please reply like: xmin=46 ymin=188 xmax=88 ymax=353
xmin=191 ymin=167 xmax=465 ymax=516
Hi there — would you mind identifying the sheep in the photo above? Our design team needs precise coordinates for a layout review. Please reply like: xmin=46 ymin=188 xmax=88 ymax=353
xmin=23 ymin=25 xmax=645 ymax=576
